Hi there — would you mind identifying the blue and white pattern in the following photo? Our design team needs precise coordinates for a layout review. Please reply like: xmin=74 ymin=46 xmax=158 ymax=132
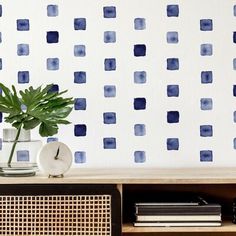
xmin=0 ymin=0 xmax=236 ymax=168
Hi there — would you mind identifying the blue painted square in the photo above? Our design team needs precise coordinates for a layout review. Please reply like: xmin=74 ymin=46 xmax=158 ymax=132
xmin=74 ymin=151 xmax=86 ymax=163
xmin=134 ymin=18 xmax=146 ymax=30
xmin=47 ymin=58 xmax=59 ymax=70
xmin=200 ymin=125 xmax=213 ymax=137
xmin=167 ymin=138 xmax=179 ymax=150
xmin=167 ymin=32 xmax=178 ymax=43
xmin=134 ymin=71 xmax=146 ymax=84
xmin=47 ymin=31 xmax=59 ymax=43
xmin=0 ymin=113 xmax=2 ymax=123
xmin=74 ymin=71 xmax=86 ymax=84
xmin=234 ymin=111 xmax=236 ymax=122
xmin=104 ymin=85 xmax=116 ymax=97
xmin=167 ymin=111 xmax=179 ymax=123
xmin=74 ymin=45 xmax=86 ymax=57
xmin=0 ymin=32 xmax=1 ymax=43
xmin=74 ymin=18 xmax=86 ymax=30
xmin=48 ymin=84 xmax=59 ymax=93
xmin=47 ymin=5 xmax=58 ymax=17
xmin=0 ymin=5 xmax=2 ymax=17
xmin=134 ymin=98 xmax=146 ymax=110
xmin=201 ymin=44 xmax=213 ymax=56
xmin=134 ymin=124 xmax=146 ymax=136
xmin=234 ymin=138 xmax=236 ymax=149
xmin=17 ymin=19 xmax=29 ymax=31
xmin=17 ymin=44 xmax=29 ymax=56
xmin=200 ymin=98 xmax=213 ymax=110
xmin=134 ymin=151 xmax=146 ymax=163
xmin=104 ymin=58 xmax=116 ymax=71
xmin=234 ymin=5 xmax=236 ymax=16
xmin=103 ymin=112 xmax=116 ymax=124
xmin=103 ymin=137 xmax=116 ymax=149
xmin=74 ymin=124 xmax=87 ymax=136
xmin=0 ymin=59 xmax=2 ymax=70
xmin=200 ymin=19 xmax=213 ymax=31
xmin=47 ymin=137 xmax=58 ymax=143
xmin=167 ymin=58 xmax=179 ymax=70
xmin=167 ymin=5 xmax=179 ymax=17
xmin=233 ymin=85 xmax=236 ymax=96
xmin=17 ymin=150 xmax=29 ymax=162
xmin=234 ymin=32 xmax=236 ymax=43
xmin=201 ymin=71 xmax=213 ymax=84
xmin=74 ymin=98 xmax=86 ymax=110
xmin=18 ymin=71 xmax=29 ymax=84
xmin=134 ymin=44 xmax=146 ymax=57
xmin=233 ymin=59 xmax=236 ymax=70
xmin=200 ymin=150 xmax=213 ymax=162
xmin=167 ymin=85 xmax=179 ymax=97
xmin=104 ymin=31 xmax=116 ymax=43
xmin=103 ymin=6 xmax=116 ymax=18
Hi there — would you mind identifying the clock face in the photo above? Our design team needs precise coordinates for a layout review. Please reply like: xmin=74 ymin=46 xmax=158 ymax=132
xmin=37 ymin=141 xmax=72 ymax=177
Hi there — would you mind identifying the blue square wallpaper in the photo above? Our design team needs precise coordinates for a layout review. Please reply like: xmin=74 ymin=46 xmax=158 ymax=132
xmin=0 ymin=0 xmax=236 ymax=168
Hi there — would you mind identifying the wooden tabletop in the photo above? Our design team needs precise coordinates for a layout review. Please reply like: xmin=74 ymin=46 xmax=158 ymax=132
xmin=0 ymin=168 xmax=236 ymax=184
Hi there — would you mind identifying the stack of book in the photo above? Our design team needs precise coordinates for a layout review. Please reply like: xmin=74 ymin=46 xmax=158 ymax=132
xmin=134 ymin=196 xmax=222 ymax=227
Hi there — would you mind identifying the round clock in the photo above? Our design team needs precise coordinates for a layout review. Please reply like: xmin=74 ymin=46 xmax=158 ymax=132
xmin=37 ymin=141 xmax=72 ymax=177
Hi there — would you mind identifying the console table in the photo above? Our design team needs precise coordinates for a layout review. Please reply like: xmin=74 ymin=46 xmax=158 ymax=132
xmin=1 ymin=168 xmax=236 ymax=236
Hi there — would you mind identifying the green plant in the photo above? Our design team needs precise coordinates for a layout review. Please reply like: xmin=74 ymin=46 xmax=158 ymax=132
xmin=0 ymin=83 xmax=74 ymax=166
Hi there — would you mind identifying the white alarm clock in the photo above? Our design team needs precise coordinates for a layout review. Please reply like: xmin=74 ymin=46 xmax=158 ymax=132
xmin=37 ymin=141 xmax=72 ymax=177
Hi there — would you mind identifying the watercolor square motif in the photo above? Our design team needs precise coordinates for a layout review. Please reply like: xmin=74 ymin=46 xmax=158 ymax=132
xmin=200 ymin=150 xmax=213 ymax=162
xmin=134 ymin=44 xmax=146 ymax=57
xmin=104 ymin=58 xmax=116 ymax=71
xmin=103 ymin=138 xmax=116 ymax=149
xmin=74 ymin=124 xmax=87 ymax=136
xmin=47 ymin=58 xmax=59 ymax=70
xmin=134 ymin=151 xmax=146 ymax=163
xmin=18 ymin=71 xmax=29 ymax=84
xmin=47 ymin=31 xmax=59 ymax=43
xmin=17 ymin=19 xmax=29 ymax=31
xmin=17 ymin=150 xmax=29 ymax=162
xmin=17 ymin=44 xmax=29 ymax=56
xmin=167 ymin=5 xmax=179 ymax=17
xmin=167 ymin=138 xmax=179 ymax=150
xmin=201 ymin=71 xmax=213 ymax=84
xmin=201 ymin=98 xmax=213 ymax=110
xmin=134 ymin=71 xmax=146 ymax=84
xmin=74 ymin=18 xmax=86 ymax=30
xmin=103 ymin=6 xmax=116 ymax=18
xmin=167 ymin=32 xmax=178 ymax=43
xmin=200 ymin=125 xmax=213 ymax=137
xmin=167 ymin=85 xmax=179 ymax=97
xmin=200 ymin=19 xmax=213 ymax=31
xmin=103 ymin=112 xmax=116 ymax=124
xmin=167 ymin=111 xmax=179 ymax=123
xmin=134 ymin=98 xmax=146 ymax=110
xmin=74 ymin=72 xmax=86 ymax=84
xmin=167 ymin=58 xmax=179 ymax=70
xmin=47 ymin=5 xmax=58 ymax=17
xmin=74 ymin=98 xmax=86 ymax=110
xmin=104 ymin=85 xmax=116 ymax=97
xmin=74 ymin=45 xmax=86 ymax=57
xmin=74 ymin=151 xmax=86 ymax=163
xmin=134 ymin=18 xmax=146 ymax=30
xmin=201 ymin=44 xmax=213 ymax=56
xmin=134 ymin=124 xmax=146 ymax=136
xmin=104 ymin=31 xmax=116 ymax=43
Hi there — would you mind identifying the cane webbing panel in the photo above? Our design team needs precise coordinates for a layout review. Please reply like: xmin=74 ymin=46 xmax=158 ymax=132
xmin=0 ymin=195 xmax=112 ymax=236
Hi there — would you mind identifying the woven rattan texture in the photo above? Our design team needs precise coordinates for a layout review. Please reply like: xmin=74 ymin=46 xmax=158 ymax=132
xmin=0 ymin=195 xmax=112 ymax=235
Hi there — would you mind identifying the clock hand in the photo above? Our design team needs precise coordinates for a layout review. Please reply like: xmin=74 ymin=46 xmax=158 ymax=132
xmin=54 ymin=146 xmax=60 ymax=160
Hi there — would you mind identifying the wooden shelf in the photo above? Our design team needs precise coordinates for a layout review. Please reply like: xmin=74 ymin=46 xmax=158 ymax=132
xmin=2 ymin=168 xmax=236 ymax=184
xmin=122 ymin=221 xmax=236 ymax=233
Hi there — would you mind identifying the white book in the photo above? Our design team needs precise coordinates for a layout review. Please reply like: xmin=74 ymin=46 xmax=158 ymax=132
xmin=134 ymin=221 xmax=222 ymax=227
xmin=136 ymin=214 xmax=221 ymax=222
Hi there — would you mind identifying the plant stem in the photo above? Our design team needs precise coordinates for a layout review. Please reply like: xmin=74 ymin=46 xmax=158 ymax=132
xmin=7 ymin=125 xmax=22 ymax=167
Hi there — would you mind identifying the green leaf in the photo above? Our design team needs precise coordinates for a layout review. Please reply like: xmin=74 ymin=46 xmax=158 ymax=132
xmin=39 ymin=122 xmax=58 ymax=137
